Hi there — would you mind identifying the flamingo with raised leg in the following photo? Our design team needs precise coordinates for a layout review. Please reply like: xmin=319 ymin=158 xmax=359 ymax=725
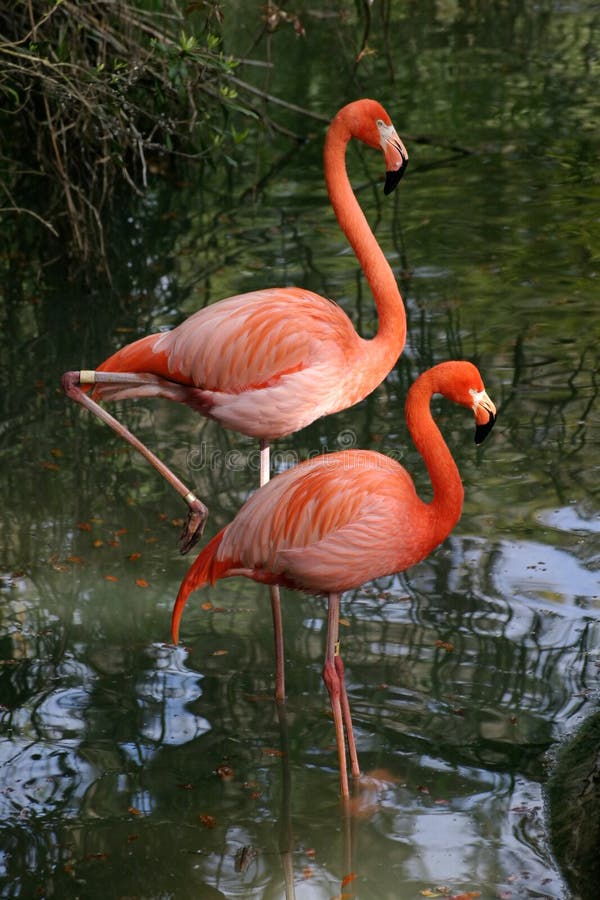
xmin=61 ymin=98 xmax=408 ymax=701
xmin=170 ymin=361 xmax=497 ymax=797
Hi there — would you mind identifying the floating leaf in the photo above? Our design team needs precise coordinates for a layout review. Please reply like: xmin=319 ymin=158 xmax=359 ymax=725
xmin=114 ymin=528 xmax=128 ymax=537
xmin=341 ymin=872 xmax=357 ymax=887
xmin=216 ymin=764 xmax=234 ymax=781
xmin=435 ymin=640 xmax=454 ymax=652
xmin=339 ymin=617 xmax=350 ymax=627
xmin=128 ymin=806 xmax=141 ymax=816
xmin=211 ymin=649 xmax=228 ymax=656
xmin=201 ymin=601 xmax=213 ymax=611
xmin=50 ymin=448 xmax=64 ymax=458
xmin=67 ymin=556 xmax=84 ymax=564
xmin=199 ymin=814 xmax=216 ymax=828
xmin=42 ymin=461 xmax=60 ymax=471
xmin=92 ymin=539 xmax=104 ymax=548
xmin=135 ymin=579 xmax=149 ymax=588
xmin=129 ymin=552 xmax=142 ymax=561
xmin=104 ymin=575 xmax=119 ymax=583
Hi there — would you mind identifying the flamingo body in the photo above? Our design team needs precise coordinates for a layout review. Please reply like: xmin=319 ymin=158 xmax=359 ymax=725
xmin=178 ymin=451 xmax=425 ymax=596
xmin=93 ymin=287 xmax=394 ymax=439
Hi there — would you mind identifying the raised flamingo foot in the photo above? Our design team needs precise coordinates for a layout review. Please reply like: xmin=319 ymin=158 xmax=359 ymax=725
xmin=178 ymin=496 xmax=209 ymax=554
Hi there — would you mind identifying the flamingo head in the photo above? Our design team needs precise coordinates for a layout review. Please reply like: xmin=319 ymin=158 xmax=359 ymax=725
xmin=341 ymin=99 xmax=409 ymax=194
xmin=469 ymin=386 xmax=497 ymax=445
xmin=426 ymin=361 xmax=497 ymax=444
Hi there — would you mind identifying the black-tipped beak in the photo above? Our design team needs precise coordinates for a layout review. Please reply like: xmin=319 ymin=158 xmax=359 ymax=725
xmin=474 ymin=411 xmax=496 ymax=445
xmin=384 ymin=161 xmax=408 ymax=195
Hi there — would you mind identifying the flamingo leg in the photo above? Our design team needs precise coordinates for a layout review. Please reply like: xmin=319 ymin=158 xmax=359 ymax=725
xmin=335 ymin=651 xmax=360 ymax=779
xmin=259 ymin=439 xmax=286 ymax=703
xmin=61 ymin=370 xmax=208 ymax=552
xmin=322 ymin=593 xmax=350 ymax=797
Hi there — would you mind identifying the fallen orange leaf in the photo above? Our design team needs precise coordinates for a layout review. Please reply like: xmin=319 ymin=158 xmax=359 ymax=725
xmin=129 ymin=552 xmax=142 ymax=561
xmin=67 ymin=556 xmax=84 ymax=564
xmin=199 ymin=814 xmax=216 ymax=828
xmin=135 ymin=578 xmax=149 ymax=588
xmin=128 ymin=806 xmax=140 ymax=816
xmin=77 ymin=522 xmax=92 ymax=531
xmin=201 ymin=602 xmax=213 ymax=611
xmin=341 ymin=872 xmax=357 ymax=887
xmin=104 ymin=575 xmax=119 ymax=583
xmin=92 ymin=539 xmax=104 ymax=548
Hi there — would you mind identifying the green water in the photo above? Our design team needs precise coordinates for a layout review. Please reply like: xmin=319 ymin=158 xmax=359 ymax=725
xmin=1 ymin=2 xmax=599 ymax=898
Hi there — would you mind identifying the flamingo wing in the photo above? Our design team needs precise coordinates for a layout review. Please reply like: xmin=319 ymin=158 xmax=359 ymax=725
xmin=149 ymin=288 xmax=356 ymax=392
xmin=217 ymin=450 xmax=419 ymax=592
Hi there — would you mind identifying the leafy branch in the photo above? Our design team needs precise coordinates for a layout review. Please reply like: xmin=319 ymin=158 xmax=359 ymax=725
xmin=0 ymin=1 xmax=262 ymax=273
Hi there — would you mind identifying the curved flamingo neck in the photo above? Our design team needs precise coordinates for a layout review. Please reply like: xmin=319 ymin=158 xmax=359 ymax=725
xmin=404 ymin=368 xmax=465 ymax=543
xmin=324 ymin=114 xmax=406 ymax=360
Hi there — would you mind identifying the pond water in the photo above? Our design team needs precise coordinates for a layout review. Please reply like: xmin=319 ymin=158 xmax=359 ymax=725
xmin=1 ymin=2 xmax=599 ymax=898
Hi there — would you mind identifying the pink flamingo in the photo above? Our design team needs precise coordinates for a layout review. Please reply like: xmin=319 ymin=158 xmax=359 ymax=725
xmin=170 ymin=361 xmax=497 ymax=796
xmin=61 ymin=99 xmax=408 ymax=700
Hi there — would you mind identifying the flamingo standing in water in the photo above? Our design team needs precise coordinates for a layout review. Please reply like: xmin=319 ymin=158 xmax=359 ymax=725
xmin=170 ymin=361 xmax=497 ymax=797
xmin=61 ymin=98 xmax=408 ymax=700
